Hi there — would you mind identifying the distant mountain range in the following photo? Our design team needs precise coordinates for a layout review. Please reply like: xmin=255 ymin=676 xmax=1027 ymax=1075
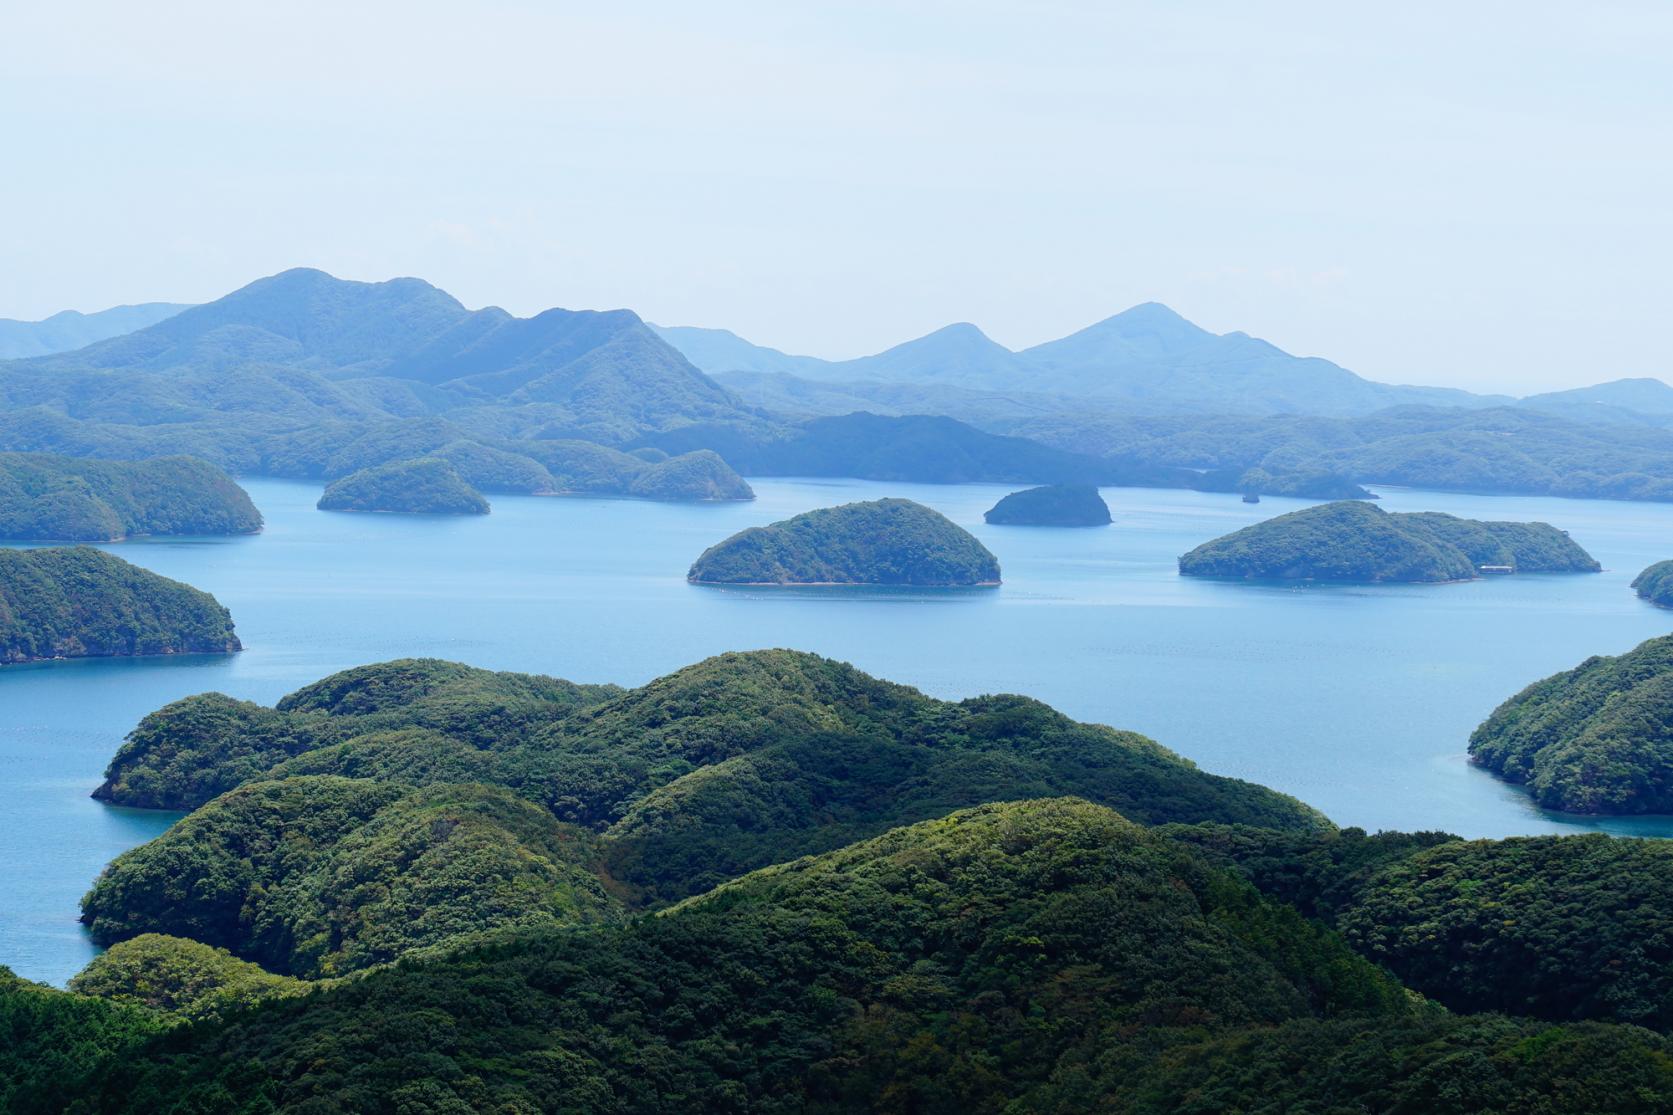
xmin=655 ymin=303 xmax=1515 ymax=417
xmin=10 ymin=270 xmax=1673 ymax=506
xmin=8 ymin=268 xmax=746 ymax=445
xmin=0 ymin=303 xmax=190 ymax=359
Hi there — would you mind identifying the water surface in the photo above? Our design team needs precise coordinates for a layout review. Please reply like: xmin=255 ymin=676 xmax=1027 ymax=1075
xmin=4 ymin=476 xmax=1672 ymax=985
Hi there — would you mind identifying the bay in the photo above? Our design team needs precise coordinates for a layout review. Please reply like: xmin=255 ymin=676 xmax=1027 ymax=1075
xmin=4 ymin=475 xmax=1673 ymax=986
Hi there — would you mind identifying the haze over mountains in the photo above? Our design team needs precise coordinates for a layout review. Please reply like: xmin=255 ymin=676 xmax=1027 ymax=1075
xmin=0 ymin=268 xmax=749 ymax=448
xmin=10 ymin=268 xmax=1673 ymax=506
xmin=656 ymin=303 xmax=1516 ymax=418
xmin=0 ymin=303 xmax=190 ymax=360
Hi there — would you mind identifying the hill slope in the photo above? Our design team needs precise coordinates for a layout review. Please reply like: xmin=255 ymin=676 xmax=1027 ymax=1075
xmin=1469 ymin=634 xmax=1673 ymax=813
xmin=0 ymin=547 xmax=240 ymax=664
xmin=0 ymin=453 xmax=260 ymax=540
xmin=1179 ymin=500 xmax=1599 ymax=582
xmin=93 ymin=649 xmax=1329 ymax=912
xmin=688 ymin=498 xmax=1001 ymax=586
xmin=0 ymin=303 xmax=189 ymax=359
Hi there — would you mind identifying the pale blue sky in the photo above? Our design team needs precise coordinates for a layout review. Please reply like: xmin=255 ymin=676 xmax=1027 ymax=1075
xmin=3 ymin=1 xmax=1669 ymax=392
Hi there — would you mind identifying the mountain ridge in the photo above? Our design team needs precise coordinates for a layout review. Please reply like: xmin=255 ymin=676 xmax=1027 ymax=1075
xmin=657 ymin=302 xmax=1513 ymax=417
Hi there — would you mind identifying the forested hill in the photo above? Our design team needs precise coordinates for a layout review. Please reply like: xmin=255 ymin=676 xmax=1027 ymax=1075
xmin=16 ymin=799 xmax=1673 ymax=1111
xmin=317 ymin=457 xmax=490 ymax=515
xmin=688 ymin=499 xmax=1002 ymax=586
xmin=1179 ymin=500 xmax=1600 ymax=583
xmin=1469 ymin=633 xmax=1673 ymax=814
xmin=0 ymin=453 xmax=260 ymax=540
xmin=90 ymin=649 xmax=1325 ymax=919
xmin=0 ymin=547 xmax=240 ymax=664
xmin=10 ymin=650 xmax=1673 ymax=1109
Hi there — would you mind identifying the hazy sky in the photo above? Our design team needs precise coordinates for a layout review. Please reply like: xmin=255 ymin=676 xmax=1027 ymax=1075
xmin=4 ymin=2 xmax=1670 ymax=392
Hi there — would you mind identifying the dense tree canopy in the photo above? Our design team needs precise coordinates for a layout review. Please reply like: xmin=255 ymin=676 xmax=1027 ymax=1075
xmin=0 ymin=547 xmax=239 ymax=664
xmin=94 ymin=650 xmax=1327 ymax=912
xmin=82 ymin=778 xmax=620 ymax=977
xmin=689 ymin=499 xmax=1002 ymax=586
xmin=0 ymin=453 xmax=260 ymax=540
xmin=1633 ymin=560 xmax=1673 ymax=608
xmin=67 ymin=935 xmax=310 ymax=1024
xmin=1469 ymin=634 xmax=1673 ymax=813
xmin=1179 ymin=500 xmax=1599 ymax=582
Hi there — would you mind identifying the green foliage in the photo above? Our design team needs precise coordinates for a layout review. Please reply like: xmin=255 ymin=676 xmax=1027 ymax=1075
xmin=81 ymin=777 xmax=622 ymax=978
xmin=1339 ymin=835 xmax=1673 ymax=1028
xmin=0 ymin=546 xmax=239 ymax=664
xmin=68 ymin=934 xmax=311 ymax=1024
xmin=61 ymin=800 xmax=1412 ymax=1113
xmin=1164 ymin=823 xmax=1673 ymax=1033
xmin=97 ymin=658 xmax=620 ymax=810
xmin=1469 ymin=634 xmax=1673 ymax=813
xmin=317 ymin=456 xmax=490 ymax=514
xmin=689 ymin=498 xmax=1002 ymax=585
xmin=0 ymin=967 xmax=165 ymax=1113
xmin=0 ymin=452 xmax=260 ymax=541
xmin=983 ymin=483 xmax=1110 ymax=526
xmin=1158 ymin=822 xmax=1459 ymax=922
xmin=1179 ymin=500 xmax=1599 ymax=582
xmin=1115 ymin=1014 xmax=1673 ymax=1115
xmin=1634 ymin=560 xmax=1673 ymax=607
xmin=96 ymin=650 xmax=1327 ymax=912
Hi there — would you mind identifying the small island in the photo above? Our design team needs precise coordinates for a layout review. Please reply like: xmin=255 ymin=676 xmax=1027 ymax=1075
xmin=1178 ymin=500 xmax=1599 ymax=583
xmin=1633 ymin=561 xmax=1673 ymax=608
xmin=984 ymin=484 xmax=1111 ymax=527
xmin=0 ymin=453 xmax=261 ymax=541
xmin=0 ymin=547 xmax=240 ymax=664
xmin=688 ymin=498 xmax=1001 ymax=586
xmin=318 ymin=457 xmax=490 ymax=515
xmin=1469 ymin=634 xmax=1673 ymax=814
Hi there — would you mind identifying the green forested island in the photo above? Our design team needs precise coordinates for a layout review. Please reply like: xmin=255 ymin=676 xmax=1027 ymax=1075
xmin=688 ymin=498 xmax=1002 ymax=585
xmin=983 ymin=483 xmax=1111 ymax=526
xmin=1469 ymin=634 xmax=1673 ymax=814
xmin=0 ymin=453 xmax=259 ymax=541
xmin=1178 ymin=500 xmax=1600 ymax=583
xmin=317 ymin=457 xmax=491 ymax=515
xmin=1634 ymin=560 xmax=1673 ymax=607
xmin=0 ymin=547 xmax=240 ymax=664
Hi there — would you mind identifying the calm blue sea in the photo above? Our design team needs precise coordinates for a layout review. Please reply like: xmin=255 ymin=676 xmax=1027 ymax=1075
xmin=4 ymin=476 xmax=1672 ymax=985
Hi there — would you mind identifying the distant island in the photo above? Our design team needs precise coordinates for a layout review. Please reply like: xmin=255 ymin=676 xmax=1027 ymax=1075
xmin=1633 ymin=561 xmax=1673 ymax=608
xmin=317 ymin=458 xmax=490 ymax=515
xmin=0 ymin=453 xmax=260 ymax=541
xmin=1178 ymin=501 xmax=1600 ymax=583
xmin=1469 ymin=634 xmax=1673 ymax=814
xmin=0 ymin=547 xmax=240 ymax=664
xmin=984 ymin=484 xmax=1110 ymax=526
xmin=688 ymin=498 xmax=1001 ymax=586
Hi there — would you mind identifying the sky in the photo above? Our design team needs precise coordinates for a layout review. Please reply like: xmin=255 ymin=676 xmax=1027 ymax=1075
xmin=2 ymin=1 xmax=1669 ymax=393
